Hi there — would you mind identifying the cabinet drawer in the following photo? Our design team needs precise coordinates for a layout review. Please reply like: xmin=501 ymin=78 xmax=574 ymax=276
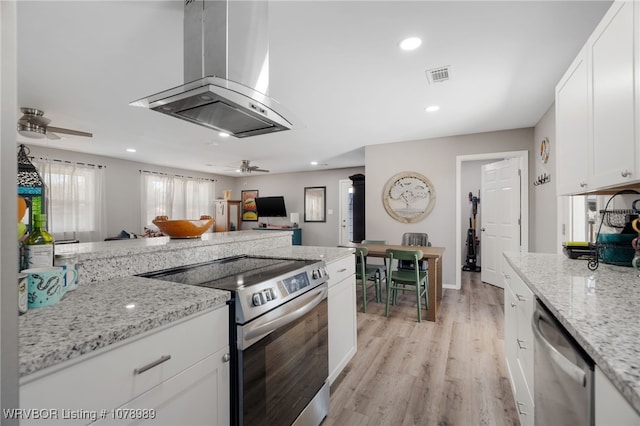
xmin=327 ymin=255 xmax=355 ymax=287
xmin=20 ymin=306 xmax=228 ymax=425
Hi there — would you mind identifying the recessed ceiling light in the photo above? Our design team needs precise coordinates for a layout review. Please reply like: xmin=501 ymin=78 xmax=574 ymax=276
xmin=399 ymin=37 xmax=422 ymax=51
xmin=219 ymin=132 xmax=230 ymax=138
xmin=310 ymin=161 xmax=318 ymax=166
xmin=126 ymin=148 xmax=136 ymax=153
xmin=425 ymin=105 xmax=440 ymax=113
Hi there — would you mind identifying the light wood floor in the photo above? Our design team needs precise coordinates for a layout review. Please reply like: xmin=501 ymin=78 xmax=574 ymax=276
xmin=324 ymin=271 xmax=519 ymax=426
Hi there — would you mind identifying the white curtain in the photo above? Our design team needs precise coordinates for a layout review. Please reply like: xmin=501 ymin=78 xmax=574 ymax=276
xmin=140 ymin=171 xmax=215 ymax=229
xmin=34 ymin=158 xmax=107 ymax=242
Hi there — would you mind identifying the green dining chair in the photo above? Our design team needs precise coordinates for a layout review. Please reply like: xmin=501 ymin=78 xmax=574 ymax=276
xmin=385 ymin=248 xmax=428 ymax=322
xmin=355 ymin=247 xmax=382 ymax=313
xmin=361 ymin=239 xmax=388 ymax=283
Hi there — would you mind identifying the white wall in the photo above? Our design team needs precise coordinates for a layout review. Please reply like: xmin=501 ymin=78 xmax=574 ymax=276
xmin=531 ymin=103 xmax=558 ymax=253
xmin=24 ymin=145 xmax=237 ymax=239
xmin=234 ymin=167 xmax=365 ymax=246
xmin=1 ymin=0 xmax=20 ymax=417
xmin=365 ymin=128 xmax=534 ymax=286
xmin=20 ymin=144 xmax=364 ymax=246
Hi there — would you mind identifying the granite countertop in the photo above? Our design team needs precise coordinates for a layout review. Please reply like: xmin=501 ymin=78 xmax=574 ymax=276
xmin=19 ymin=276 xmax=229 ymax=378
xmin=19 ymin=241 xmax=348 ymax=379
xmin=54 ymin=230 xmax=287 ymax=260
xmin=248 ymin=245 xmax=354 ymax=263
xmin=504 ymin=252 xmax=640 ymax=414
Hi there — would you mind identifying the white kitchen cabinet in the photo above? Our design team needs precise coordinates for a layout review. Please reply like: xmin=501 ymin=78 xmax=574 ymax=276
xmin=589 ymin=0 xmax=636 ymax=189
xmin=327 ymin=254 xmax=357 ymax=385
xmin=19 ymin=306 xmax=229 ymax=425
xmin=503 ymin=259 xmax=535 ymax=426
xmin=556 ymin=46 xmax=590 ymax=195
xmin=556 ymin=0 xmax=638 ymax=194
xmin=91 ymin=348 xmax=229 ymax=426
xmin=595 ymin=366 xmax=640 ymax=425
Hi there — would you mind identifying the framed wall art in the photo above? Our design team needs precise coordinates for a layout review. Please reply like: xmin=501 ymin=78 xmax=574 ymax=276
xmin=304 ymin=186 xmax=326 ymax=222
xmin=382 ymin=172 xmax=436 ymax=223
xmin=241 ymin=190 xmax=258 ymax=221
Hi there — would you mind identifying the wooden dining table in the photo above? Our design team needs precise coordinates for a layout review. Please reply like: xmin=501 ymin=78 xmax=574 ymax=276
xmin=347 ymin=243 xmax=446 ymax=322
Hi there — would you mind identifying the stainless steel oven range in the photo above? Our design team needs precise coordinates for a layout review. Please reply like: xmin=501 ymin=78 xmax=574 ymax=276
xmin=142 ymin=255 xmax=330 ymax=426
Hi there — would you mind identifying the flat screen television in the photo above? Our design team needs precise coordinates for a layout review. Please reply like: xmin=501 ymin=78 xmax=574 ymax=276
xmin=255 ymin=196 xmax=287 ymax=218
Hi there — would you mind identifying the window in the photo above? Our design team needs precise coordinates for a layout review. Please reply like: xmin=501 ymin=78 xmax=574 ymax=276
xmin=140 ymin=171 xmax=215 ymax=228
xmin=33 ymin=159 xmax=107 ymax=242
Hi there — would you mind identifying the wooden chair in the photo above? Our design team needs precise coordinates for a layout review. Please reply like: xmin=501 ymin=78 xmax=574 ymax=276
xmin=355 ymin=247 xmax=382 ymax=313
xmin=385 ymin=248 xmax=429 ymax=322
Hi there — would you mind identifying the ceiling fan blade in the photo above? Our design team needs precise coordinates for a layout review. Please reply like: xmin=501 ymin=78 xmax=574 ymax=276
xmin=46 ymin=126 xmax=93 ymax=138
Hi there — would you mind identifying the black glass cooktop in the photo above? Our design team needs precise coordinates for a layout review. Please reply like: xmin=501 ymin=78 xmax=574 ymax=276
xmin=141 ymin=256 xmax=316 ymax=292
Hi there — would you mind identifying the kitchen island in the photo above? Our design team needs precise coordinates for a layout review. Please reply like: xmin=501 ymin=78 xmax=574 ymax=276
xmin=504 ymin=252 xmax=640 ymax=417
xmin=20 ymin=231 xmax=352 ymax=377
xmin=18 ymin=231 xmax=353 ymax=425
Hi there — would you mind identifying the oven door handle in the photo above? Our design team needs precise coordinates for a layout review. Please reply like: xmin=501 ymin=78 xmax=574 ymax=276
xmin=242 ymin=286 xmax=327 ymax=348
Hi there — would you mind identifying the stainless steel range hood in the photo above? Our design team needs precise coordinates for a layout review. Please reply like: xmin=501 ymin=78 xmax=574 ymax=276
xmin=130 ymin=0 xmax=293 ymax=138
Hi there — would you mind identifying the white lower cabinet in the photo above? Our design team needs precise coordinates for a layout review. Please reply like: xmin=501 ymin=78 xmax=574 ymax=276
xmin=503 ymin=259 xmax=535 ymax=426
xmin=595 ymin=366 xmax=640 ymax=425
xmin=327 ymin=254 xmax=357 ymax=385
xmin=19 ymin=306 xmax=230 ymax=425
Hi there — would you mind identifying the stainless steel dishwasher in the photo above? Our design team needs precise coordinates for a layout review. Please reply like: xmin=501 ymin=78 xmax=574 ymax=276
xmin=532 ymin=299 xmax=594 ymax=426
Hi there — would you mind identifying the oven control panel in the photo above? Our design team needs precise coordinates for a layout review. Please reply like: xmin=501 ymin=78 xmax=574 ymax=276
xmin=252 ymin=288 xmax=277 ymax=306
xmin=237 ymin=260 xmax=328 ymax=324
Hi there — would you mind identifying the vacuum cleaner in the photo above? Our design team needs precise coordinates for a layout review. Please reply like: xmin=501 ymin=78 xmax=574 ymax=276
xmin=462 ymin=191 xmax=481 ymax=272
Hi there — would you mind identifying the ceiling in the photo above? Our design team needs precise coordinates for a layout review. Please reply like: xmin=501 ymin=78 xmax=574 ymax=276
xmin=16 ymin=0 xmax=611 ymax=176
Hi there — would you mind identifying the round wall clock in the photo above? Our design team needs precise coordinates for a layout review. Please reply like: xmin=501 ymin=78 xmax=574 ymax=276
xmin=539 ymin=137 xmax=550 ymax=164
xmin=382 ymin=171 xmax=436 ymax=223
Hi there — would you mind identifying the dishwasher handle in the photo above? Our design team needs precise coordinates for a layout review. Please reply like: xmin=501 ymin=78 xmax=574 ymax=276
xmin=532 ymin=308 xmax=587 ymax=387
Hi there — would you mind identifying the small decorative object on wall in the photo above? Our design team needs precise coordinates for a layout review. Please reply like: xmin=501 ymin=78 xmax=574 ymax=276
xmin=539 ymin=137 xmax=550 ymax=164
xmin=383 ymin=171 xmax=436 ymax=223
xmin=304 ymin=186 xmax=326 ymax=222
xmin=241 ymin=190 xmax=258 ymax=221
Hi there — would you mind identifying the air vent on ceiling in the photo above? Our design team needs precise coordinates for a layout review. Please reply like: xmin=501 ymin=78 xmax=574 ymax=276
xmin=425 ymin=66 xmax=451 ymax=84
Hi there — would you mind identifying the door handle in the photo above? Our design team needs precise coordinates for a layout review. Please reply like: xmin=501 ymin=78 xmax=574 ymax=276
xmin=532 ymin=310 xmax=587 ymax=386
xmin=481 ymin=228 xmax=486 ymax=232
xmin=133 ymin=355 xmax=171 ymax=375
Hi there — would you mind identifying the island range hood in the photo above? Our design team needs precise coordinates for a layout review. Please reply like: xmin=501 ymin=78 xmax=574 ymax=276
xmin=130 ymin=0 xmax=293 ymax=138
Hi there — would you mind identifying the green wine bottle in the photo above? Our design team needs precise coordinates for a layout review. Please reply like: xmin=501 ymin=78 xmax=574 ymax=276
xmin=24 ymin=214 xmax=55 ymax=269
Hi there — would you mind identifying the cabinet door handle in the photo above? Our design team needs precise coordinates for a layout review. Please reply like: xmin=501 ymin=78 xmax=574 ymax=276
xmin=621 ymin=170 xmax=631 ymax=178
xmin=337 ymin=268 xmax=347 ymax=273
xmin=517 ymin=338 xmax=528 ymax=350
xmin=134 ymin=355 xmax=171 ymax=375
xmin=579 ymin=181 xmax=588 ymax=188
xmin=222 ymin=353 xmax=231 ymax=363
xmin=516 ymin=294 xmax=526 ymax=302
xmin=511 ymin=302 xmax=517 ymax=308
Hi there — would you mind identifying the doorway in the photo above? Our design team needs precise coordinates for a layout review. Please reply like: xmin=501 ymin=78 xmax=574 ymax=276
xmin=455 ymin=151 xmax=529 ymax=290
xmin=338 ymin=179 xmax=353 ymax=246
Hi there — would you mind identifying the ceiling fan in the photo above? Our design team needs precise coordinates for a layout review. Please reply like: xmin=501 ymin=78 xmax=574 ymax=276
xmin=17 ymin=107 xmax=93 ymax=140
xmin=236 ymin=160 xmax=269 ymax=174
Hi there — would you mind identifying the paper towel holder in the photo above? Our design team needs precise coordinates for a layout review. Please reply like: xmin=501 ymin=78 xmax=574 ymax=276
xmin=290 ymin=212 xmax=300 ymax=228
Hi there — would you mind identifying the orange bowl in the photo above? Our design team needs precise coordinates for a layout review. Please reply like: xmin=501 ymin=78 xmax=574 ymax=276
xmin=152 ymin=215 xmax=214 ymax=239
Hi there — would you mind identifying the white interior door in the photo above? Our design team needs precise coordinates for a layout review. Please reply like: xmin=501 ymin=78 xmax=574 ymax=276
xmin=481 ymin=158 xmax=521 ymax=287
xmin=338 ymin=179 xmax=353 ymax=246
